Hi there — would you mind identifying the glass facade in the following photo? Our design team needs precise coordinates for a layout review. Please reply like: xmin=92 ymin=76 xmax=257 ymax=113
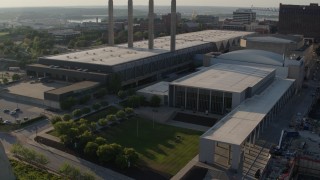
xmin=172 ymin=85 xmax=234 ymax=115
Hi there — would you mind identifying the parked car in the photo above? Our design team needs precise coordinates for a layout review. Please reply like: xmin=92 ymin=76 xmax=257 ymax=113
xmin=15 ymin=108 xmax=20 ymax=112
xmin=3 ymin=120 xmax=11 ymax=124
xmin=9 ymin=111 xmax=16 ymax=115
xmin=3 ymin=109 xmax=10 ymax=113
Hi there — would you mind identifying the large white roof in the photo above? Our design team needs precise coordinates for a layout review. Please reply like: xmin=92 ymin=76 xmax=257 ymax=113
xmin=171 ymin=63 xmax=275 ymax=93
xmin=201 ymin=78 xmax=295 ymax=145
xmin=246 ymin=36 xmax=295 ymax=44
xmin=216 ymin=49 xmax=285 ymax=66
xmin=44 ymin=30 xmax=254 ymax=66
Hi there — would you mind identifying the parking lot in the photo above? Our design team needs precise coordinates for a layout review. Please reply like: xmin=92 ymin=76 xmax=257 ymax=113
xmin=0 ymin=98 xmax=44 ymax=124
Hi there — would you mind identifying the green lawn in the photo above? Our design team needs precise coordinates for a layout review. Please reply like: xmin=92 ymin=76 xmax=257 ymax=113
xmin=100 ymin=117 xmax=202 ymax=176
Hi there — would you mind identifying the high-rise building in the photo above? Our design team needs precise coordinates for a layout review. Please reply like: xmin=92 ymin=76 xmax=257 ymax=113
xmin=279 ymin=3 xmax=320 ymax=40
xmin=233 ymin=9 xmax=256 ymax=24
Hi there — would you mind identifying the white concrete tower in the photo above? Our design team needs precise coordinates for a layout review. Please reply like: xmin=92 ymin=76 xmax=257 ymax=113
xmin=128 ymin=0 xmax=133 ymax=48
xmin=148 ymin=0 xmax=154 ymax=49
xmin=170 ymin=0 xmax=177 ymax=52
xmin=108 ymin=0 xmax=114 ymax=46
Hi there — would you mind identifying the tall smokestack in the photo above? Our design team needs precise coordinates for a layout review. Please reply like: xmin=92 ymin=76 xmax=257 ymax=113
xmin=148 ymin=0 xmax=154 ymax=49
xmin=128 ymin=0 xmax=133 ymax=48
xmin=108 ymin=0 xmax=114 ymax=46
xmin=170 ymin=0 xmax=176 ymax=52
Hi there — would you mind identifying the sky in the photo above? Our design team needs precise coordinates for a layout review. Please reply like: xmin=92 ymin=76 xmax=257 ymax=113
xmin=0 ymin=0 xmax=319 ymax=8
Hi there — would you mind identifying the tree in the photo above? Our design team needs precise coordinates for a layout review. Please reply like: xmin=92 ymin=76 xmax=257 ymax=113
xmin=78 ymin=131 xmax=95 ymax=149
xmin=12 ymin=74 xmax=21 ymax=81
xmin=116 ymin=110 xmax=126 ymax=120
xmin=124 ymin=107 xmax=134 ymax=115
xmin=97 ymin=143 xmax=123 ymax=163
xmin=134 ymin=31 xmax=143 ymax=41
xmin=123 ymin=148 xmax=139 ymax=166
xmin=106 ymin=115 xmax=117 ymax=123
xmin=51 ymin=115 xmax=62 ymax=124
xmin=78 ymin=124 xmax=90 ymax=134
xmin=150 ymin=95 xmax=161 ymax=107
xmin=89 ymin=122 xmax=97 ymax=132
xmin=2 ymin=78 xmax=8 ymax=84
xmin=117 ymin=90 xmax=127 ymax=99
xmin=54 ymin=121 xmax=74 ymax=136
xmin=62 ymin=114 xmax=72 ymax=121
xmin=72 ymin=109 xmax=83 ymax=117
xmin=98 ymin=118 xmax=108 ymax=126
xmin=84 ymin=142 xmax=99 ymax=159
xmin=115 ymin=154 xmax=128 ymax=169
xmin=94 ymin=137 xmax=107 ymax=145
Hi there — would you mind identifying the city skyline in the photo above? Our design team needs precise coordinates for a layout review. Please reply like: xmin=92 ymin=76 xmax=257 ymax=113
xmin=0 ymin=0 xmax=319 ymax=8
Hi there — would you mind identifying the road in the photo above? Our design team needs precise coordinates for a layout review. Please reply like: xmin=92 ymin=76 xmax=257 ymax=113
xmin=0 ymin=119 xmax=132 ymax=180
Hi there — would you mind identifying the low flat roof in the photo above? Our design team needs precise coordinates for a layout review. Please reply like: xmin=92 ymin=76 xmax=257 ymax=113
xmin=201 ymin=78 xmax=295 ymax=145
xmin=171 ymin=63 xmax=275 ymax=93
xmin=45 ymin=81 xmax=100 ymax=95
xmin=137 ymin=81 xmax=169 ymax=96
xmin=43 ymin=30 xmax=254 ymax=66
